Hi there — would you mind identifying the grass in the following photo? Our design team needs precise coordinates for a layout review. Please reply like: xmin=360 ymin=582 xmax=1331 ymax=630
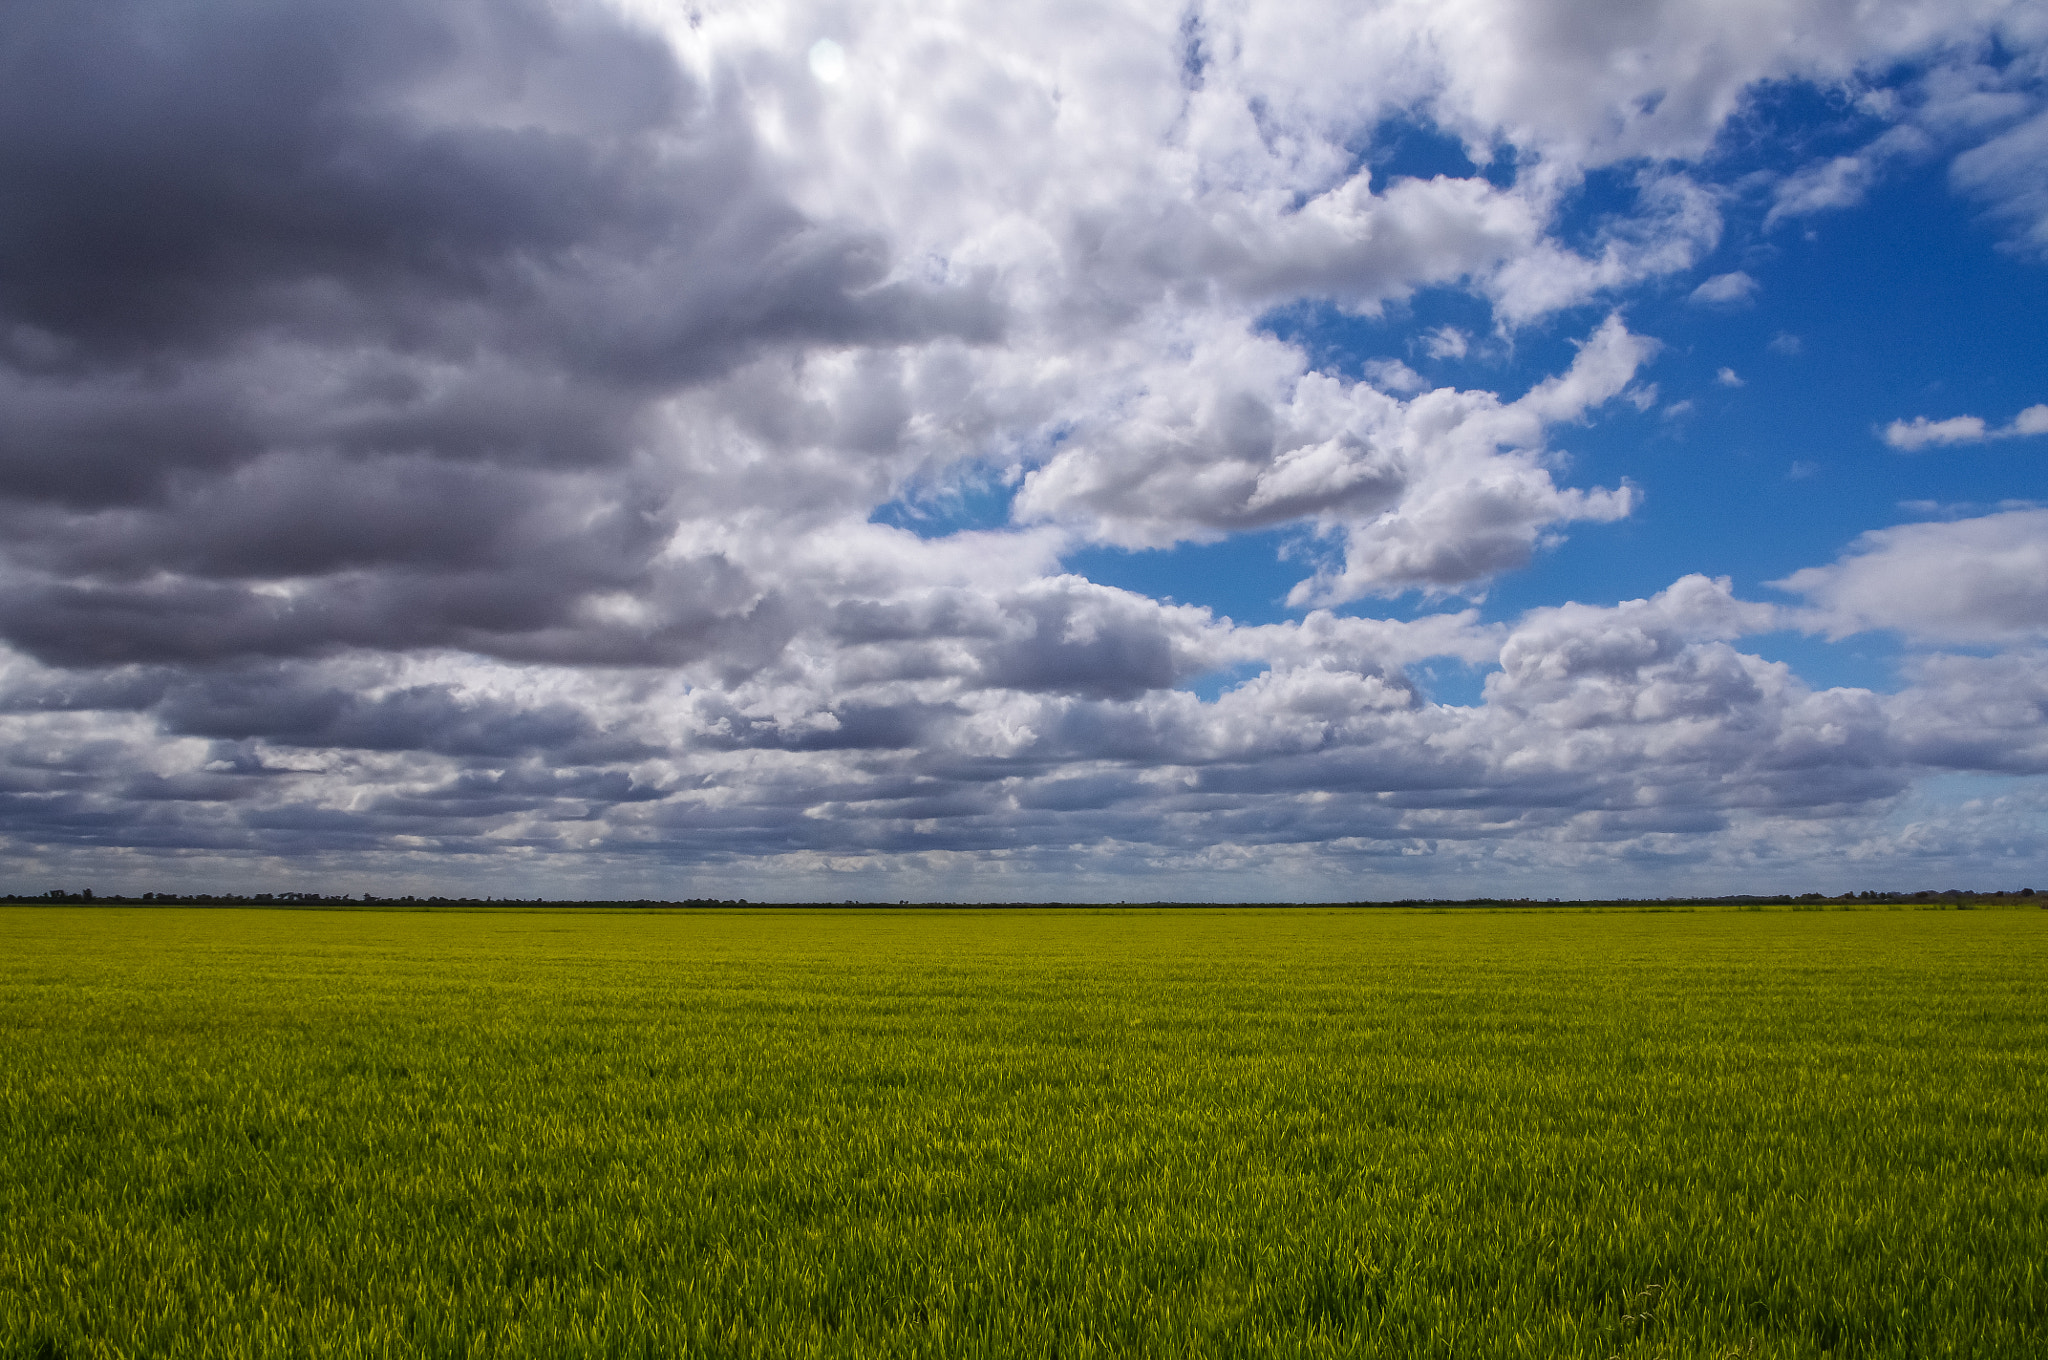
xmin=1 ymin=904 xmax=2042 ymax=1357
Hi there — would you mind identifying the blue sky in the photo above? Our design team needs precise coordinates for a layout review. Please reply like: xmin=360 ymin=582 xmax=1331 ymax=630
xmin=2 ymin=0 xmax=2047 ymax=899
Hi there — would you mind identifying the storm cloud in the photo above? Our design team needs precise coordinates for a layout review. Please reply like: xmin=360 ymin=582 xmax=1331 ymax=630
xmin=0 ymin=0 xmax=992 ymax=667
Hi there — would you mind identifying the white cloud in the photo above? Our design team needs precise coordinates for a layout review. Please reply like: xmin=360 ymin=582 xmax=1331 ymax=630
xmin=1764 ymin=121 xmax=1941 ymax=229
xmin=1951 ymin=107 xmax=2048 ymax=256
xmin=1884 ymin=414 xmax=1989 ymax=449
xmin=1363 ymin=359 xmax=1428 ymax=394
xmin=1007 ymin=314 xmax=1653 ymax=608
xmin=1716 ymin=367 xmax=1744 ymax=387
xmin=1690 ymin=270 xmax=1759 ymax=305
xmin=1775 ymin=509 xmax=2048 ymax=643
xmin=1483 ymin=172 xmax=1724 ymax=324
xmin=1772 ymin=155 xmax=1876 ymax=221
xmin=1885 ymin=653 xmax=2048 ymax=773
xmin=1423 ymin=325 xmax=1471 ymax=360
xmin=1883 ymin=405 xmax=2048 ymax=449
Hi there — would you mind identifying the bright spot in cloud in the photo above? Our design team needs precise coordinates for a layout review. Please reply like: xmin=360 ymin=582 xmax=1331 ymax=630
xmin=808 ymin=38 xmax=846 ymax=84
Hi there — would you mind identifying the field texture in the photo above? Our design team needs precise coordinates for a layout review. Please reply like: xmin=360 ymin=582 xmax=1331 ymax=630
xmin=1 ymin=905 xmax=2042 ymax=1358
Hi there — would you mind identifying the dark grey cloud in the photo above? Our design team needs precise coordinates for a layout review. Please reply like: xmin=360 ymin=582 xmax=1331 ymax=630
xmin=154 ymin=669 xmax=647 ymax=761
xmin=369 ymin=764 xmax=664 ymax=821
xmin=0 ymin=664 xmax=173 ymax=714
xmin=692 ymin=699 xmax=957 ymax=753
xmin=0 ymin=0 xmax=995 ymax=667
xmin=0 ymin=0 xmax=984 ymax=380
xmin=971 ymin=585 xmax=1193 ymax=700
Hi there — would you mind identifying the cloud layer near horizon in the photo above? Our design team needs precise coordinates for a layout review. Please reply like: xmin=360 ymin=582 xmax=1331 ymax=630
xmin=2 ymin=0 xmax=2045 ymax=897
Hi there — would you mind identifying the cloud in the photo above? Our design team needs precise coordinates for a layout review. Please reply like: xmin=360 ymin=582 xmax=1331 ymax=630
xmin=11 ymin=562 xmax=1962 ymax=897
xmin=0 ymin=554 xmax=2041 ymax=898
xmin=1775 ymin=509 xmax=2048 ymax=643
xmin=1883 ymin=404 xmax=2048 ymax=449
xmin=1883 ymin=415 xmax=1989 ymax=449
xmin=808 ymin=39 xmax=847 ymax=85
xmin=1765 ymin=124 xmax=1935 ymax=228
xmin=1716 ymin=367 xmax=1744 ymax=387
xmin=1011 ymin=313 xmax=1653 ymax=604
xmin=1363 ymin=359 xmax=1428 ymax=394
xmin=0 ymin=0 xmax=998 ymax=672
xmin=1951 ymin=107 xmax=2048 ymax=255
xmin=1766 ymin=154 xmax=1876 ymax=226
xmin=1690 ymin=271 xmax=1759 ymax=305
xmin=1423 ymin=326 xmax=1472 ymax=359
xmin=1482 ymin=172 xmax=1724 ymax=324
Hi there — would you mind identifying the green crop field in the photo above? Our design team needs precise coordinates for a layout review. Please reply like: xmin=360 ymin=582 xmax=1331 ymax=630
xmin=1 ymin=905 xmax=2042 ymax=1358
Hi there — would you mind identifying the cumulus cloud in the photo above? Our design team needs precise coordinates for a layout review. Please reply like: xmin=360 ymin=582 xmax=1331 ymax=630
xmin=1775 ymin=509 xmax=2048 ymax=643
xmin=1690 ymin=271 xmax=1760 ymax=305
xmin=1883 ymin=405 xmax=2048 ymax=449
xmin=1012 ymin=312 xmax=1652 ymax=604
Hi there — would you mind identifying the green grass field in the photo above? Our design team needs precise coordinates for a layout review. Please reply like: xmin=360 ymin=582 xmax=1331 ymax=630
xmin=1 ymin=905 xmax=2042 ymax=1358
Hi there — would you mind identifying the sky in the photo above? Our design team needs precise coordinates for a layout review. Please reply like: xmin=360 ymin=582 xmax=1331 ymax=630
xmin=2 ymin=0 xmax=2047 ymax=902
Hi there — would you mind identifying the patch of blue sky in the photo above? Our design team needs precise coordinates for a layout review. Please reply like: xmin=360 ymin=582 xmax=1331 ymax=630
xmin=1177 ymin=660 xmax=1266 ymax=704
xmin=1171 ymin=656 xmax=1499 ymax=707
xmin=1262 ymin=285 xmax=1507 ymax=385
xmin=869 ymin=473 xmax=1017 ymax=538
xmin=1710 ymin=75 xmax=1891 ymax=173
xmin=1357 ymin=114 xmax=1488 ymax=186
xmin=1544 ymin=163 xmax=1693 ymax=263
xmin=1408 ymin=656 xmax=1498 ymax=708
xmin=1062 ymin=529 xmax=1326 ymax=624
xmin=1530 ymin=158 xmax=2048 ymax=574
xmin=1736 ymin=629 xmax=1905 ymax=695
